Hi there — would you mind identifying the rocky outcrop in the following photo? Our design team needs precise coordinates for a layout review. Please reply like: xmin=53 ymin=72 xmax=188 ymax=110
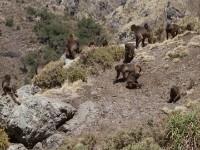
xmin=7 ymin=144 xmax=27 ymax=150
xmin=59 ymin=101 xmax=99 ymax=134
xmin=0 ymin=85 xmax=76 ymax=148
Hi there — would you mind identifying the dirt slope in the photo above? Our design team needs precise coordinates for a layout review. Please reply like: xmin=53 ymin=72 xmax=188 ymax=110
xmin=43 ymin=31 xmax=200 ymax=139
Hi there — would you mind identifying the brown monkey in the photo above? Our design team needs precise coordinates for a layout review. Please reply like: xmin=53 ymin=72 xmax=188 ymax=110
xmin=66 ymin=34 xmax=81 ymax=59
xmin=168 ymin=86 xmax=181 ymax=103
xmin=101 ymin=37 xmax=108 ymax=47
xmin=126 ymin=72 xmax=142 ymax=89
xmin=113 ymin=63 xmax=142 ymax=84
xmin=131 ymin=23 xmax=153 ymax=48
xmin=2 ymin=75 xmax=21 ymax=105
xmin=88 ymin=41 xmax=96 ymax=47
xmin=186 ymin=24 xmax=193 ymax=31
xmin=123 ymin=43 xmax=135 ymax=63
xmin=166 ymin=23 xmax=182 ymax=39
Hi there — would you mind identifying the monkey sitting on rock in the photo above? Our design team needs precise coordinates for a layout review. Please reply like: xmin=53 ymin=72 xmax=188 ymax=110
xmin=1 ymin=75 xmax=21 ymax=105
xmin=126 ymin=72 xmax=142 ymax=89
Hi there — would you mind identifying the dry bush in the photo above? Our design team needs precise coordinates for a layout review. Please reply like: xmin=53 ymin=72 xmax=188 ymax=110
xmin=102 ymin=127 xmax=143 ymax=150
xmin=33 ymin=61 xmax=66 ymax=89
xmin=137 ymin=52 xmax=155 ymax=63
xmin=188 ymin=35 xmax=200 ymax=47
xmin=0 ymin=126 xmax=9 ymax=150
xmin=58 ymin=133 xmax=96 ymax=150
xmin=81 ymin=45 xmax=124 ymax=73
xmin=65 ymin=65 xmax=87 ymax=83
xmin=165 ymin=45 xmax=189 ymax=59
xmin=177 ymin=17 xmax=200 ymax=33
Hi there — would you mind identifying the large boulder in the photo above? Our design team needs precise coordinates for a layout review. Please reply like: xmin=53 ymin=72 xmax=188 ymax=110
xmin=7 ymin=144 xmax=27 ymax=150
xmin=7 ymin=95 xmax=76 ymax=148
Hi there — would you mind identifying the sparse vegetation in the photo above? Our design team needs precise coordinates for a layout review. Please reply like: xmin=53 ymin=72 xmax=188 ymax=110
xmin=5 ymin=18 xmax=14 ymax=27
xmin=77 ymin=18 xmax=102 ymax=45
xmin=56 ymin=106 xmax=200 ymax=150
xmin=81 ymin=46 xmax=124 ymax=73
xmin=34 ymin=9 xmax=69 ymax=50
xmin=0 ymin=126 xmax=9 ymax=150
xmin=26 ymin=6 xmax=37 ymax=16
xmin=166 ymin=111 xmax=200 ymax=150
xmin=33 ymin=61 xmax=66 ymax=89
xmin=58 ymin=133 xmax=96 ymax=150
xmin=65 ymin=65 xmax=87 ymax=83
xmin=33 ymin=61 xmax=87 ymax=89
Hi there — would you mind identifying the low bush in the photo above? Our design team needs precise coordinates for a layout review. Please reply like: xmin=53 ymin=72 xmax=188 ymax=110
xmin=0 ymin=126 xmax=9 ymax=150
xmin=58 ymin=133 xmax=96 ymax=150
xmin=27 ymin=6 xmax=37 ymax=16
xmin=77 ymin=18 xmax=102 ymax=45
xmin=102 ymin=127 xmax=143 ymax=150
xmin=81 ymin=46 xmax=124 ymax=73
xmin=65 ymin=65 xmax=87 ymax=83
xmin=33 ymin=61 xmax=66 ymax=88
xmin=5 ymin=19 xmax=14 ymax=27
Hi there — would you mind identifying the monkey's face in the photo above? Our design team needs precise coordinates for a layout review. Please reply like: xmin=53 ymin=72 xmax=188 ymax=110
xmin=131 ymin=24 xmax=136 ymax=31
xmin=5 ymin=75 xmax=11 ymax=80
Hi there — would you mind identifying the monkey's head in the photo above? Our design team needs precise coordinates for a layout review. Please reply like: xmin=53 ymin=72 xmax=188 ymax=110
xmin=5 ymin=75 xmax=11 ymax=80
xmin=166 ymin=23 xmax=171 ymax=29
xmin=186 ymin=24 xmax=192 ymax=31
xmin=131 ymin=24 xmax=137 ymax=31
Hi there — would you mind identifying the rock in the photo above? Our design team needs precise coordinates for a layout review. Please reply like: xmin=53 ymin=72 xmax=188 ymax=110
xmin=7 ymin=95 xmax=76 ymax=148
xmin=59 ymin=101 xmax=99 ymax=134
xmin=0 ymin=95 xmax=18 ymax=124
xmin=33 ymin=142 xmax=43 ymax=150
xmin=43 ymin=133 xmax=65 ymax=150
xmin=8 ymin=144 xmax=27 ymax=150
xmin=17 ymin=85 xmax=42 ymax=99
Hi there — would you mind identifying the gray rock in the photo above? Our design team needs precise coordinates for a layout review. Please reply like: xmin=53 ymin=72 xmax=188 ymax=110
xmin=59 ymin=101 xmax=99 ymax=134
xmin=8 ymin=144 xmax=27 ymax=150
xmin=17 ymin=85 xmax=42 ymax=99
xmin=33 ymin=142 xmax=43 ymax=150
xmin=43 ymin=133 xmax=65 ymax=150
xmin=7 ymin=95 xmax=76 ymax=148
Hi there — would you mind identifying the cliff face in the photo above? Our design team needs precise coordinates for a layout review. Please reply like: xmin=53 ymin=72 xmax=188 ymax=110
xmin=51 ymin=0 xmax=200 ymax=42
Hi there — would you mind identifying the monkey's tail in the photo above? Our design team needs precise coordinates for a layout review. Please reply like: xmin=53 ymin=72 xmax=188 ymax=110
xmin=136 ymin=65 xmax=142 ymax=73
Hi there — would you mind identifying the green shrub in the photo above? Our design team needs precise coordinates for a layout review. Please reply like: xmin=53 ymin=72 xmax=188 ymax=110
xmin=102 ymin=127 xmax=143 ymax=150
xmin=34 ymin=9 xmax=69 ymax=50
xmin=65 ymin=65 xmax=87 ymax=83
xmin=27 ymin=6 xmax=37 ymax=16
xmin=77 ymin=18 xmax=102 ymax=45
xmin=166 ymin=111 xmax=200 ymax=150
xmin=5 ymin=19 xmax=14 ymax=27
xmin=33 ymin=61 xmax=66 ymax=89
xmin=0 ymin=126 xmax=9 ymax=150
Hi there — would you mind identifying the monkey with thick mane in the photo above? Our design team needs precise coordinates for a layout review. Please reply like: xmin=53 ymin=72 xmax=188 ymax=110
xmin=166 ymin=23 xmax=182 ymax=39
xmin=131 ymin=23 xmax=153 ymax=48
xmin=126 ymin=72 xmax=142 ymax=89
xmin=123 ymin=43 xmax=135 ymax=63
xmin=168 ymin=85 xmax=181 ymax=103
xmin=113 ymin=63 xmax=142 ymax=84
xmin=66 ymin=34 xmax=81 ymax=59
xmin=2 ymin=75 xmax=21 ymax=105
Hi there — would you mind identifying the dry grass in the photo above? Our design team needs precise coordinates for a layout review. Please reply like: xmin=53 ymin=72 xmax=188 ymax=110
xmin=0 ymin=126 xmax=9 ymax=150
xmin=137 ymin=52 xmax=155 ymax=63
xmin=165 ymin=45 xmax=189 ymax=60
